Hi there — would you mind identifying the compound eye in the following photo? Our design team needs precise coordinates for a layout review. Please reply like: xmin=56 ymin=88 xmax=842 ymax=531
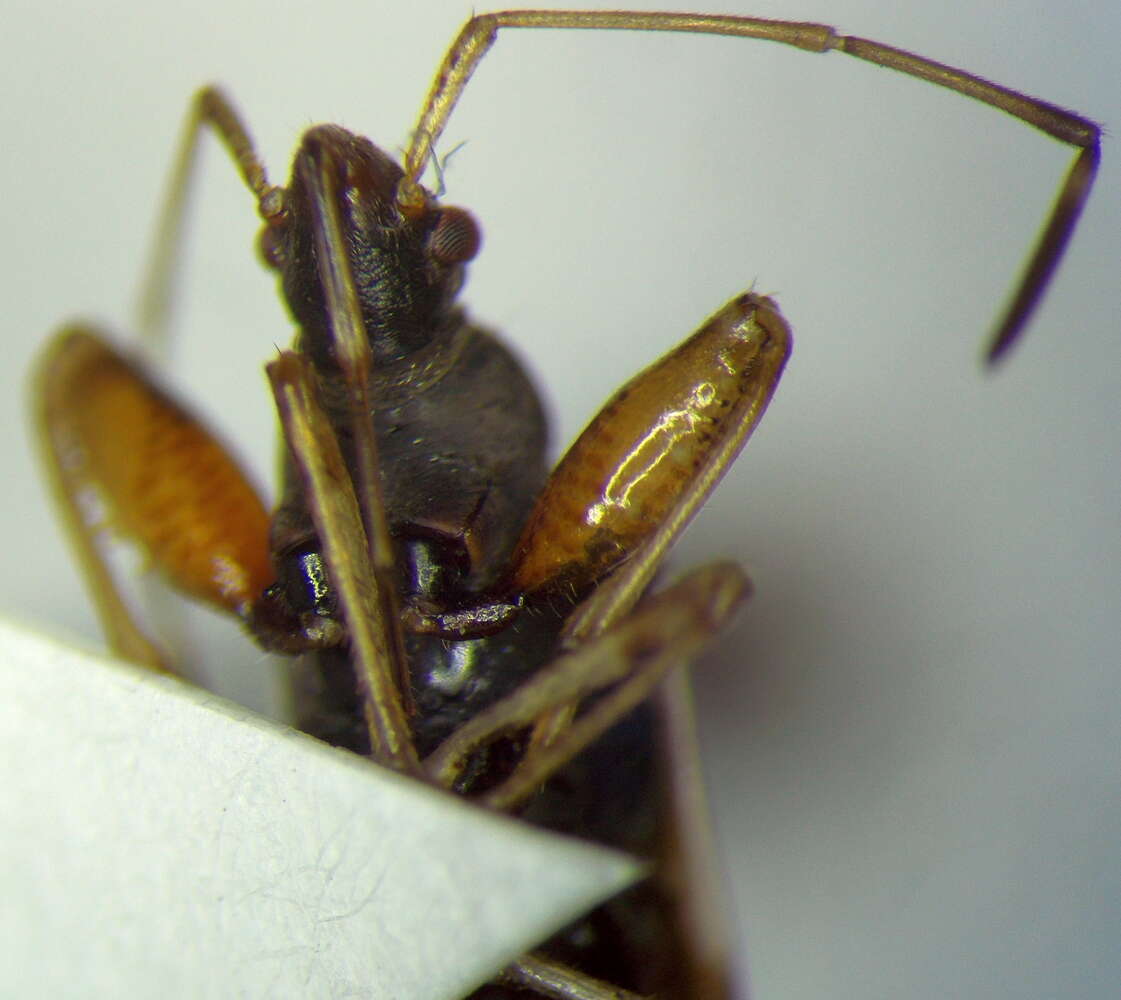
xmin=428 ymin=206 xmax=481 ymax=265
xmin=258 ymin=220 xmax=287 ymax=270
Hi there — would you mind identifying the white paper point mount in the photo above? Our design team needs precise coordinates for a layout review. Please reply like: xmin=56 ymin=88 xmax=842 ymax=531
xmin=0 ymin=620 xmax=643 ymax=999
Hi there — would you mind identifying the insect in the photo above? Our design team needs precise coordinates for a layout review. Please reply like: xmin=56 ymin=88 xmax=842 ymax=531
xmin=28 ymin=7 xmax=1103 ymax=1000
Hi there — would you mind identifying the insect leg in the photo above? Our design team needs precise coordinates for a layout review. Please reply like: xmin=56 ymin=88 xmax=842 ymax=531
xmin=134 ymin=87 xmax=281 ymax=347
xmin=399 ymin=10 xmax=1100 ymax=361
xmin=465 ymin=292 xmax=782 ymax=780
xmin=267 ymin=352 xmax=419 ymax=775
xmin=424 ymin=561 xmax=748 ymax=806
xmin=653 ymin=667 xmax=737 ymax=1000
xmin=34 ymin=328 xmax=273 ymax=673
xmin=497 ymin=951 xmax=646 ymax=1000
xmin=511 ymin=293 xmax=790 ymax=643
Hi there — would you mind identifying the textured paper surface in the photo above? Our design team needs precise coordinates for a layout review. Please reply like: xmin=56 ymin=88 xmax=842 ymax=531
xmin=0 ymin=622 xmax=641 ymax=999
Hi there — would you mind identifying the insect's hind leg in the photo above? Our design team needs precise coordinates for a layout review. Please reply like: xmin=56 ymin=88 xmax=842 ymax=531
xmin=134 ymin=87 xmax=281 ymax=348
xmin=400 ymin=9 xmax=1100 ymax=362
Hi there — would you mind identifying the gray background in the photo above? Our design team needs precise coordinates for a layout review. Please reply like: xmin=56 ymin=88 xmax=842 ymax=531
xmin=2 ymin=1 xmax=1117 ymax=997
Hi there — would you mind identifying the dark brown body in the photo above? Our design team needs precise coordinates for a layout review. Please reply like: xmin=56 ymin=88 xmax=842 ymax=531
xmin=259 ymin=125 xmax=675 ymax=995
xmin=275 ymin=314 xmax=551 ymax=757
xmin=257 ymin=126 xmax=556 ymax=757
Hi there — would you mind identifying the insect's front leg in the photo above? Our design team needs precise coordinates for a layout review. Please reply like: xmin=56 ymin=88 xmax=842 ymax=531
xmin=32 ymin=89 xmax=290 ymax=676
xmin=136 ymin=87 xmax=282 ymax=347
xmin=418 ymin=292 xmax=790 ymax=804
xmin=511 ymin=291 xmax=791 ymax=635
xmin=34 ymin=327 xmax=274 ymax=673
